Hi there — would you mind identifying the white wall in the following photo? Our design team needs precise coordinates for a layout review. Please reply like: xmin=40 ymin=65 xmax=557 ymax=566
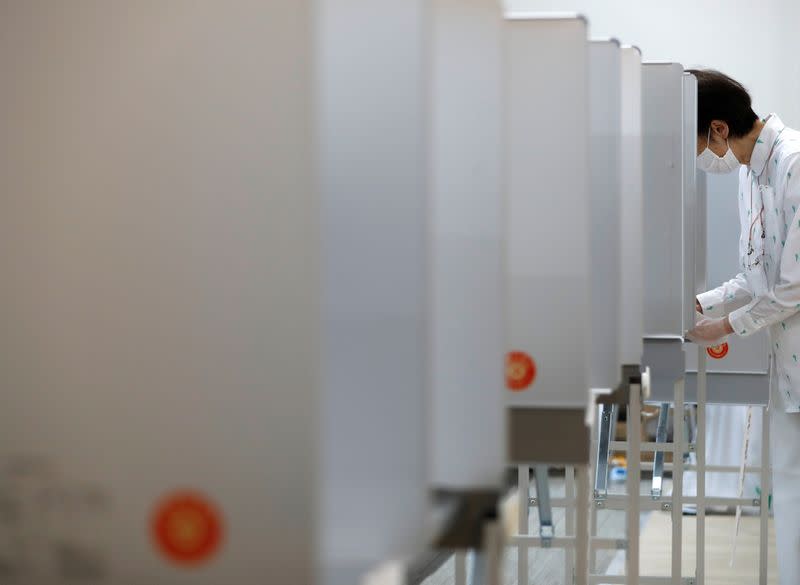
xmin=505 ymin=0 xmax=800 ymax=127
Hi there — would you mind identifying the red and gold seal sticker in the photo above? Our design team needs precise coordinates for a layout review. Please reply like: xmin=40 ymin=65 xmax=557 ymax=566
xmin=151 ymin=491 xmax=223 ymax=566
xmin=707 ymin=342 xmax=729 ymax=360
xmin=506 ymin=351 xmax=536 ymax=391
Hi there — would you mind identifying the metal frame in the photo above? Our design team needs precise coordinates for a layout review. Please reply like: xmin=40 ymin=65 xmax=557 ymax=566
xmin=586 ymin=348 xmax=772 ymax=585
xmin=502 ymin=14 xmax=594 ymax=584
xmin=589 ymin=377 xmax=686 ymax=585
xmin=507 ymin=392 xmax=641 ymax=585
xmin=503 ymin=352 xmax=771 ymax=585
xmin=510 ymin=463 xmax=591 ymax=585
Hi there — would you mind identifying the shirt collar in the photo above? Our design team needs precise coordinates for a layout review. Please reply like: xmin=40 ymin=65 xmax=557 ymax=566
xmin=749 ymin=113 xmax=785 ymax=176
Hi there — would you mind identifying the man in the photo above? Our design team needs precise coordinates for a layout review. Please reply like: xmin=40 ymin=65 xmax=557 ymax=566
xmin=685 ymin=69 xmax=800 ymax=584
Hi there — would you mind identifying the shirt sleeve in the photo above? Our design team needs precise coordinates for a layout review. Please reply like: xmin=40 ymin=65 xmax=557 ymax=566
xmin=696 ymin=274 xmax=753 ymax=319
xmin=729 ymin=154 xmax=800 ymax=336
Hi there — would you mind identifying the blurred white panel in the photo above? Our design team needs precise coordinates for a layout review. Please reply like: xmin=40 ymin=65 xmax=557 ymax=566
xmin=504 ymin=15 xmax=591 ymax=410
xmin=317 ymin=1 xmax=430 ymax=583
xmin=588 ymin=39 xmax=622 ymax=391
xmin=0 ymin=2 xmax=316 ymax=583
xmin=429 ymin=0 xmax=506 ymax=489
xmin=619 ymin=46 xmax=644 ymax=366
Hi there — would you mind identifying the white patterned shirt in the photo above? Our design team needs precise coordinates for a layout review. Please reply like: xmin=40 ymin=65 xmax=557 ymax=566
xmin=697 ymin=114 xmax=800 ymax=412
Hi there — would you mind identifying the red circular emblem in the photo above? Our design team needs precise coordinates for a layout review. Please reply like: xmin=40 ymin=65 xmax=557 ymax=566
xmin=152 ymin=491 xmax=223 ymax=566
xmin=707 ymin=342 xmax=729 ymax=360
xmin=506 ymin=351 xmax=536 ymax=391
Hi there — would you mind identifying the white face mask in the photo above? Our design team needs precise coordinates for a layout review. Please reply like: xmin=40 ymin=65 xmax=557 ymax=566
xmin=697 ymin=127 xmax=741 ymax=174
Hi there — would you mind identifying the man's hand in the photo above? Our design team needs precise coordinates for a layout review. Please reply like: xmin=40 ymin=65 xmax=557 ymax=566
xmin=685 ymin=316 xmax=734 ymax=347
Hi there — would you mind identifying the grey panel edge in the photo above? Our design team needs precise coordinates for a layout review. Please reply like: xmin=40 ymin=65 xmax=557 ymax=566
xmin=589 ymin=37 xmax=621 ymax=46
xmin=507 ymin=408 xmax=590 ymax=465
xmin=642 ymin=338 xmax=687 ymax=402
xmin=505 ymin=12 xmax=587 ymax=25
xmin=684 ymin=371 xmax=769 ymax=405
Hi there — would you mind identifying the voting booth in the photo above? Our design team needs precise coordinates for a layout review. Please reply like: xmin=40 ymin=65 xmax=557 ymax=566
xmin=503 ymin=14 xmax=593 ymax=585
xmin=429 ymin=0 xmax=505 ymax=495
xmin=641 ymin=64 xmax=699 ymax=400
xmin=323 ymin=0 xmax=512 ymax=579
xmin=318 ymin=1 xmax=435 ymax=582
xmin=3 ymin=4 xmax=781 ymax=585
xmin=1 ymin=2 xmax=513 ymax=584
xmin=427 ymin=0 xmax=507 ymax=563
xmin=588 ymin=39 xmax=623 ymax=396
xmin=685 ymin=171 xmax=770 ymax=404
xmin=504 ymin=14 xmax=592 ymax=464
xmin=682 ymin=170 xmax=772 ymax=585
xmin=586 ymin=65 xmax=699 ymax=585
xmin=619 ymin=46 xmax=645 ymax=372
xmin=0 ymin=3 xmax=317 ymax=584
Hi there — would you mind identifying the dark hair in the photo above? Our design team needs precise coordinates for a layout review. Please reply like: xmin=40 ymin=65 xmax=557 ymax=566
xmin=686 ymin=69 xmax=758 ymax=138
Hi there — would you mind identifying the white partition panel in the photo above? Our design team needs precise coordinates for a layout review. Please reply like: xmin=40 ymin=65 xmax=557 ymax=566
xmin=588 ymin=40 xmax=622 ymax=391
xmin=429 ymin=0 xmax=505 ymax=490
xmin=619 ymin=46 xmax=644 ymax=367
xmin=642 ymin=63 xmax=687 ymax=338
xmin=641 ymin=63 xmax=690 ymax=401
xmin=0 ymin=3 xmax=315 ymax=584
xmin=683 ymin=72 xmax=699 ymax=334
xmin=505 ymin=14 xmax=591 ymax=410
xmin=318 ymin=2 xmax=430 ymax=582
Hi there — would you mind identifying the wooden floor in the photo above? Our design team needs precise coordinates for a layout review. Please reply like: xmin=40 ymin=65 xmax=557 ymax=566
xmin=421 ymin=476 xmax=627 ymax=585
xmin=639 ymin=511 xmax=777 ymax=585
xmin=420 ymin=477 xmax=779 ymax=585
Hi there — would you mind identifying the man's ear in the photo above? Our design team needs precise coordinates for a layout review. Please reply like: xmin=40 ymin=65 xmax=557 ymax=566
xmin=710 ymin=119 xmax=730 ymax=141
